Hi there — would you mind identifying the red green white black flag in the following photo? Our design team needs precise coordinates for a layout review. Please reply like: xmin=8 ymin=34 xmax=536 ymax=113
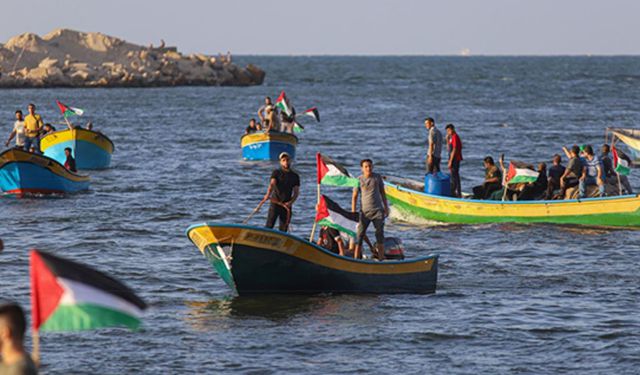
xmin=316 ymin=153 xmax=360 ymax=187
xmin=30 ymin=250 xmax=147 ymax=332
xmin=56 ymin=100 xmax=84 ymax=118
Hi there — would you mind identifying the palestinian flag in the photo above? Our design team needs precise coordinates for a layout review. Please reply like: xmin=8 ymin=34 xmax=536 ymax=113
xmin=302 ymin=107 xmax=320 ymax=122
xmin=315 ymin=195 xmax=358 ymax=237
xmin=293 ymin=122 xmax=304 ymax=133
xmin=613 ymin=146 xmax=631 ymax=176
xmin=505 ymin=161 xmax=539 ymax=184
xmin=56 ymin=100 xmax=84 ymax=118
xmin=275 ymin=91 xmax=292 ymax=116
xmin=317 ymin=153 xmax=359 ymax=187
xmin=30 ymin=250 xmax=147 ymax=332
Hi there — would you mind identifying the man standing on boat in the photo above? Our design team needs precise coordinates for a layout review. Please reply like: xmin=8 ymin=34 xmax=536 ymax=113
xmin=445 ymin=124 xmax=463 ymax=197
xmin=4 ymin=110 xmax=25 ymax=148
xmin=425 ymin=117 xmax=443 ymax=173
xmin=23 ymin=103 xmax=44 ymax=153
xmin=261 ymin=152 xmax=300 ymax=232
xmin=352 ymin=159 xmax=389 ymax=261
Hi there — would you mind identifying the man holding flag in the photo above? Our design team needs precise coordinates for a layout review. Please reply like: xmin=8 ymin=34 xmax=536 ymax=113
xmin=352 ymin=159 xmax=389 ymax=261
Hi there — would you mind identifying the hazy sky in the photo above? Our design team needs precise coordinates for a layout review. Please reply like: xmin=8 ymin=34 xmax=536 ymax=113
xmin=2 ymin=0 xmax=639 ymax=55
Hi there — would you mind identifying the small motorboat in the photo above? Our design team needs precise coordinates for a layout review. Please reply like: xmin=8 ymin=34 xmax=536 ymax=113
xmin=41 ymin=128 xmax=114 ymax=169
xmin=186 ymin=223 xmax=439 ymax=295
xmin=241 ymin=131 xmax=297 ymax=161
xmin=0 ymin=148 xmax=90 ymax=197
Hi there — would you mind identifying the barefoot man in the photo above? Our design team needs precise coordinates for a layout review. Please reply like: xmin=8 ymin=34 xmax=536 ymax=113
xmin=352 ymin=159 xmax=389 ymax=260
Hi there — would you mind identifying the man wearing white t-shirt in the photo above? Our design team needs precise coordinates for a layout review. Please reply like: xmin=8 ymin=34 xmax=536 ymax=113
xmin=5 ymin=110 xmax=25 ymax=148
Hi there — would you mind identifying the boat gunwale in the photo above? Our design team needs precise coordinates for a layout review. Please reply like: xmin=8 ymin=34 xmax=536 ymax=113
xmin=0 ymin=148 xmax=90 ymax=182
xmin=384 ymin=177 xmax=639 ymax=206
xmin=185 ymin=222 xmax=439 ymax=267
xmin=41 ymin=127 xmax=115 ymax=151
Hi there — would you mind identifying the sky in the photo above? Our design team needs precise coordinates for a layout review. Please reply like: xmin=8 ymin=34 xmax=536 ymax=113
xmin=2 ymin=0 xmax=640 ymax=55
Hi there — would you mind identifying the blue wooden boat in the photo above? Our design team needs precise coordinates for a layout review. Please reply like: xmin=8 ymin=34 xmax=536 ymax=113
xmin=186 ymin=223 xmax=439 ymax=295
xmin=0 ymin=148 xmax=90 ymax=197
xmin=40 ymin=128 xmax=114 ymax=169
xmin=241 ymin=131 xmax=297 ymax=161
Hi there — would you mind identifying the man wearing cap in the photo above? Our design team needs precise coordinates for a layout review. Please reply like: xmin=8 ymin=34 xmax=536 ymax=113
xmin=261 ymin=152 xmax=300 ymax=232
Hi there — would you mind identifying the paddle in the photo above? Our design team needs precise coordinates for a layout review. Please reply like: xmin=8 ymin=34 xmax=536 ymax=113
xmin=243 ymin=199 xmax=267 ymax=224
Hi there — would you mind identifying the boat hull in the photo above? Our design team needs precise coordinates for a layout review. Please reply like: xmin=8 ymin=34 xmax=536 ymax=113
xmin=187 ymin=223 xmax=438 ymax=295
xmin=0 ymin=148 xmax=90 ymax=197
xmin=385 ymin=178 xmax=640 ymax=227
xmin=241 ymin=132 xmax=297 ymax=161
xmin=41 ymin=128 xmax=114 ymax=169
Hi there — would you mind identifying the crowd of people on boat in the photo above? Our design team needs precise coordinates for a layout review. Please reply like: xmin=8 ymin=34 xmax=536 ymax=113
xmin=423 ymin=118 xmax=633 ymax=201
xmin=4 ymin=103 xmax=89 ymax=173
xmin=245 ymin=96 xmax=298 ymax=135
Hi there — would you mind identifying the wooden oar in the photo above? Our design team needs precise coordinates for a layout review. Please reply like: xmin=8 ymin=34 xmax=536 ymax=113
xmin=243 ymin=199 xmax=266 ymax=224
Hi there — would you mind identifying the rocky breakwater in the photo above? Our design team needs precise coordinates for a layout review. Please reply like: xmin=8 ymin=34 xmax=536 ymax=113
xmin=0 ymin=29 xmax=265 ymax=88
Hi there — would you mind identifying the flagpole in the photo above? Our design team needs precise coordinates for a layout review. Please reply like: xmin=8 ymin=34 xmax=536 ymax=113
xmin=612 ymin=137 xmax=623 ymax=195
xmin=32 ymin=329 xmax=40 ymax=367
xmin=309 ymin=183 xmax=320 ymax=242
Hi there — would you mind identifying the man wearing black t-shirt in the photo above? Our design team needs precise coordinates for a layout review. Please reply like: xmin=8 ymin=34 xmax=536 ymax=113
xmin=262 ymin=152 xmax=300 ymax=231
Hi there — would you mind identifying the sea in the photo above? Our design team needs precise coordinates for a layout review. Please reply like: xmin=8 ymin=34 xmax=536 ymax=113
xmin=2 ymin=56 xmax=640 ymax=374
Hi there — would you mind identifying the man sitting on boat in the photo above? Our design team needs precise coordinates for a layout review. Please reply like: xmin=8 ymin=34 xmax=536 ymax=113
xmin=4 ymin=110 xmax=25 ymax=148
xmin=560 ymin=145 xmax=584 ymax=198
xmin=317 ymin=226 xmax=348 ymax=256
xmin=352 ymin=159 xmax=389 ymax=261
xmin=579 ymin=145 xmax=605 ymax=197
xmin=261 ymin=152 xmax=300 ymax=232
xmin=41 ymin=123 xmax=56 ymax=136
xmin=244 ymin=118 xmax=261 ymax=135
xmin=472 ymin=156 xmax=502 ymax=199
xmin=64 ymin=147 xmax=77 ymax=173
xmin=546 ymin=154 xmax=566 ymax=199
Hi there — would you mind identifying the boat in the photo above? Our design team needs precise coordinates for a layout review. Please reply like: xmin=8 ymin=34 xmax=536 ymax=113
xmin=186 ymin=223 xmax=438 ymax=295
xmin=0 ymin=148 xmax=90 ymax=197
xmin=40 ymin=128 xmax=114 ymax=169
xmin=384 ymin=176 xmax=640 ymax=228
xmin=241 ymin=131 xmax=297 ymax=161
xmin=608 ymin=127 xmax=640 ymax=162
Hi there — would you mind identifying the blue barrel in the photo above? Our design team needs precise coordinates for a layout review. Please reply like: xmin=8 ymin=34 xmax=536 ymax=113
xmin=425 ymin=172 xmax=451 ymax=196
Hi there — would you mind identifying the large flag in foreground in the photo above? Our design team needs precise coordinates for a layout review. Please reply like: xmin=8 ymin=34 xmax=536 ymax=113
xmin=30 ymin=250 xmax=147 ymax=332
xmin=56 ymin=100 xmax=84 ymax=118
xmin=612 ymin=146 xmax=631 ymax=176
xmin=315 ymin=195 xmax=358 ymax=237
xmin=316 ymin=153 xmax=359 ymax=187
xmin=505 ymin=161 xmax=539 ymax=184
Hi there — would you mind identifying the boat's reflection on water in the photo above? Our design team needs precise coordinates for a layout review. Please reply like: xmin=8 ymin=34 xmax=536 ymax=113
xmin=184 ymin=294 xmax=381 ymax=331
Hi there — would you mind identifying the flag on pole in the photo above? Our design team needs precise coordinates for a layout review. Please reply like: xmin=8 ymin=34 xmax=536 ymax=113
xmin=275 ymin=91 xmax=292 ymax=116
xmin=315 ymin=195 xmax=358 ymax=237
xmin=30 ymin=250 xmax=147 ymax=332
xmin=505 ymin=161 xmax=539 ymax=184
xmin=316 ymin=153 xmax=360 ymax=187
xmin=56 ymin=100 xmax=84 ymax=118
xmin=613 ymin=146 xmax=631 ymax=176
xmin=302 ymin=107 xmax=320 ymax=122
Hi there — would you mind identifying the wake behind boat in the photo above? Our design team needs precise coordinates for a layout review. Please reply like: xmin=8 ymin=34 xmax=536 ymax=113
xmin=186 ymin=223 xmax=439 ymax=295
xmin=0 ymin=148 xmax=90 ymax=197
xmin=384 ymin=176 xmax=640 ymax=228
xmin=41 ymin=127 xmax=114 ymax=169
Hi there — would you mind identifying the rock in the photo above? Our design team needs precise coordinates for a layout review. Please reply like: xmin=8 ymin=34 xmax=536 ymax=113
xmin=38 ymin=57 xmax=59 ymax=69
xmin=0 ymin=29 xmax=265 ymax=87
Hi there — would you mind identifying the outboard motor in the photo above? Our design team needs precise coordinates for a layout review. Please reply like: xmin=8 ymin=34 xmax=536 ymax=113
xmin=375 ymin=237 xmax=405 ymax=260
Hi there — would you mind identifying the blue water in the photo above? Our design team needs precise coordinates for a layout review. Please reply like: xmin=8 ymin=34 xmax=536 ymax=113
xmin=2 ymin=56 xmax=640 ymax=373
